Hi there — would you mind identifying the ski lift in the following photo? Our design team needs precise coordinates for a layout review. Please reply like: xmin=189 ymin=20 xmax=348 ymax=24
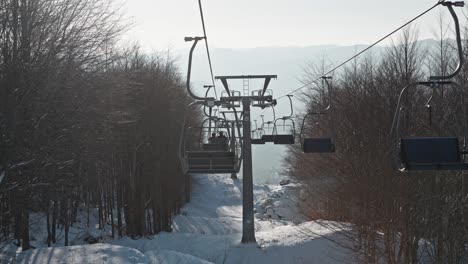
xmin=390 ymin=1 xmax=467 ymax=171
xmin=182 ymin=115 xmax=241 ymax=174
xmin=273 ymin=95 xmax=296 ymax=144
xmin=261 ymin=108 xmax=277 ymax=143
xmin=300 ymin=77 xmax=336 ymax=153
xmin=179 ymin=36 xmax=243 ymax=174
xmin=392 ymin=81 xmax=468 ymax=171
xmin=251 ymin=120 xmax=265 ymax=144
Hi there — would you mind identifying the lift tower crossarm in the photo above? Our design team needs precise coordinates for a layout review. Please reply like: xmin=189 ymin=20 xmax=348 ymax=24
xmin=215 ymin=75 xmax=278 ymax=79
xmin=215 ymin=75 xmax=278 ymax=97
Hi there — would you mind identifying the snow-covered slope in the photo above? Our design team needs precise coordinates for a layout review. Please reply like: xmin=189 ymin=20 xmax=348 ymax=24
xmin=110 ymin=174 xmax=355 ymax=263
xmin=14 ymin=244 xmax=150 ymax=264
xmin=4 ymin=174 xmax=355 ymax=263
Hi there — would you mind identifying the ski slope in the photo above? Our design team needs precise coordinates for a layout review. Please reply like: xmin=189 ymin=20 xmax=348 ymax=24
xmin=4 ymin=174 xmax=355 ymax=263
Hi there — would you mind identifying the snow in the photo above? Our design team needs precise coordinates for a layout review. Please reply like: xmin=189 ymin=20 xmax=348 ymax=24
xmin=14 ymin=244 xmax=150 ymax=264
xmin=145 ymin=250 xmax=214 ymax=264
xmin=2 ymin=173 xmax=356 ymax=263
xmin=110 ymin=175 xmax=355 ymax=263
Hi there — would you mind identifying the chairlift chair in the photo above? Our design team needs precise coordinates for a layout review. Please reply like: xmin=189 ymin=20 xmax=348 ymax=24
xmin=260 ymin=107 xmax=277 ymax=143
xmin=179 ymin=101 xmax=240 ymax=175
xmin=390 ymin=1 xmax=467 ymax=171
xmin=300 ymin=77 xmax=336 ymax=153
xmin=301 ymin=116 xmax=336 ymax=153
xmin=180 ymin=37 xmax=244 ymax=174
xmin=392 ymin=81 xmax=468 ymax=171
xmin=273 ymin=119 xmax=295 ymax=144
xmin=251 ymin=120 xmax=265 ymax=144
xmin=185 ymin=122 xmax=240 ymax=174
xmin=251 ymin=130 xmax=266 ymax=145
xmin=271 ymin=95 xmax=295 ymax=144
xmin=399 ymin=137 xmax=468 ymax=170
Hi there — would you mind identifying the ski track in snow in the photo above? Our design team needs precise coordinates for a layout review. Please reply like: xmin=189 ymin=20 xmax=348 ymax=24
xmin=14 ymin=244 xmax=150 ymax=264
xmin=2 ymin=174 xmax=355 ymax=263
xmin=111 ymin=174 xmax=354 ymax=263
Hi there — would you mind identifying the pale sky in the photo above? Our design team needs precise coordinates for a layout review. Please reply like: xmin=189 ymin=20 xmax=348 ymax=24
xmin=118 ymin=0 xmax=461 ymax=50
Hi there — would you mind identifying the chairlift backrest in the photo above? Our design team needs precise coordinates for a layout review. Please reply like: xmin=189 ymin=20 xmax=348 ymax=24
xmin=400 ymin=137 xmax=461 ymax=165
xmin=274 ymin=135 xmax=295 ymax=145
xmin=303 ymin=138 xmax=335 ymax=153
xmin=261 ymin=135 xmax=276 ymax=143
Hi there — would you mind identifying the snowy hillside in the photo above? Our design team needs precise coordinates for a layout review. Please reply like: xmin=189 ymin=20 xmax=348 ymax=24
xmin=2 ymin=174 xmax=356 ymax=263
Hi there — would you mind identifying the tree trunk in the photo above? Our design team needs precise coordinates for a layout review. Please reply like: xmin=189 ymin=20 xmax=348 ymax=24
xmin=21 ymin=208 xmax=30 ymax=250
xmin=46 ymin=200 xmax=51 ymax=247
xmin=117 ymin=183 xmax=122 ymax=237
xmin=64 ymin=198 xmax=69 ymax=246
xmin=51 ymin=200 xmax=57 ymax=243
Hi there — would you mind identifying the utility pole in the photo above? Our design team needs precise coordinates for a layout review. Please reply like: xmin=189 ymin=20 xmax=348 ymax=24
xmin=241 ymin=98 xmax=256 ymax=243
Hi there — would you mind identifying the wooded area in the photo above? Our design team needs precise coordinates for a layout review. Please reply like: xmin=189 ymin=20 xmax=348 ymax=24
xmin=0 ymin=0 xmax=200 ymax=250
xmin=290 ymin=24 xmax=468 ymax=263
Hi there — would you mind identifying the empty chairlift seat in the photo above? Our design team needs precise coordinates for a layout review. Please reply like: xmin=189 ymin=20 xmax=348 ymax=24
xmin=261 ymin=135 xmax=276 ymax=143
xmin=303 ymin=138 xmax=335 ymax=153
xmin=187 ymin=151 xmax=236 ymax=174
xmin=260 ymin=134 xmax=295 ymax=144
xmin=274 ymin=135 xmax=295 ymax=145
xmin=251 ymin=139 xmax=265 ymax=144
xmin=400 ymin=137 xmax=468 ymax=170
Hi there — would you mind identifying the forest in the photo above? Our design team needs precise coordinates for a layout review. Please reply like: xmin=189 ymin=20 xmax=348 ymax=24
xmin=290 ymin=24 xmax=468 ymax=263
xmin=0 ymin=0 xmax=201 ymax=250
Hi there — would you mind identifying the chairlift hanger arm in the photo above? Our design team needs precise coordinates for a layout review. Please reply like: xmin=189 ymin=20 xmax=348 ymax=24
xmin=185 ymin=36 xmax=216 ymax=102
xmin=277 ymin=95 xmax=295 ymax=120
xmin=322 ymin=76 xmax=333 ymax=111
xmin=204 ymin=85 xmax=214 ymax=98
xmin=203 ymin=86 xmax=214 ymax=118
xmin=429 ymin=1 xmax=464 ymax=81
xmin=272 ymin=106 xmax=276 ymax=121
xmin=390 ymin=1 xmax=465 ymax=136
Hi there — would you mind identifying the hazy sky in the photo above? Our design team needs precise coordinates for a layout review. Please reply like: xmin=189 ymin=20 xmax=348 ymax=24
xmin=119 ymin=0 xmax=460 ymax=50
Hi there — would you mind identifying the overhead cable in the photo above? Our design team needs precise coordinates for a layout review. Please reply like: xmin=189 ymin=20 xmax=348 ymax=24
xmin=276 ymin=1 xmax=444 ymax=100
xmin=198 ymin=0 xmax=218 ymax=99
